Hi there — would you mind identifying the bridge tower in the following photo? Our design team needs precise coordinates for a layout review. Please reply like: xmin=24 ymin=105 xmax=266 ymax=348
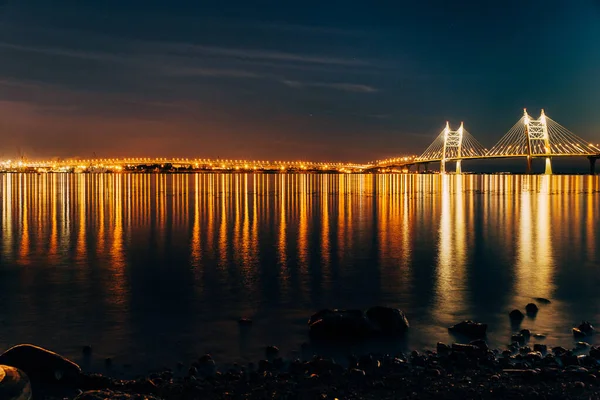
xmin=523 ymin=109 xmax=552 ymax=174
xmin=417 ymin=121 xmax=486 ymax=173
xmin=441 ymin=122 xmax=464 ymax=174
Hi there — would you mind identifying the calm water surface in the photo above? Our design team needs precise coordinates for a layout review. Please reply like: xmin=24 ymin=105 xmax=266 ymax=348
xmin=0 ymin=173 xmax=599 ymax=375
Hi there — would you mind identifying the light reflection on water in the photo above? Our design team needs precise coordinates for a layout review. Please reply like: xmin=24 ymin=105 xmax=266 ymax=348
xmin=0 ymin=173 xmax=599 ymax=374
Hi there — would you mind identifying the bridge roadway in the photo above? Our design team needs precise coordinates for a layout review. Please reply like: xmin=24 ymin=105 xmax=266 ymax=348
xmin=373 ymin=153 xmax=600 ymax=175
xmin=23 ymin=158 xmax=368 ymax=173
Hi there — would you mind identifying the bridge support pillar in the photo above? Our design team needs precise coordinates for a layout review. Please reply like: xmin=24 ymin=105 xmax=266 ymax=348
xmin=440 ymin=160 xmax=446 ymax=174
xmin=455 ymin=160 xmax=462 ymax=174
xmin=424 ymin=163 xmax=429 ymax=173
xmin=589 ymin=157 xmax=598 ymax=175
xmin=544 ymin=157 xmax=553 ymax=175
xmin=526 ymin=156 xmax=532 ymax=174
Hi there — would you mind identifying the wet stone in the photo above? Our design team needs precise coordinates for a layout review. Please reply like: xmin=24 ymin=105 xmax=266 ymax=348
xmin=520 ymin=329 xmax=531 ymax=338
xmin=436 ymin=342 xmax=450 ymax=354
xmin=0 ymin=344 xmax=81 ymax=384
xmin=0 ymin=365 xmax=31 ymax=400
xmin=533 ymin=344 xmax=547 ymax=354
xmin=525 ymin=303 xmax=539 ymax=315
xmin=448 ymin=321 xmax=487 ymax=338
xmin=509 ymin=310 xmax=525 ymax=321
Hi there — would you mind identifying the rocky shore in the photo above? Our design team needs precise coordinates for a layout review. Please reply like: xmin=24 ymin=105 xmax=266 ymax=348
xmin=2 ymin=305 xmax=600 ymax=399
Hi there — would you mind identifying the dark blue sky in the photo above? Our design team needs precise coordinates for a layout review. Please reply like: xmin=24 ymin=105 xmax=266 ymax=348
xmin=0 ymin=0 xmax=598 ymax=161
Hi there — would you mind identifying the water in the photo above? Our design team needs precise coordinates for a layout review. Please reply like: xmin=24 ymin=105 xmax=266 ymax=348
xmin=0 ymin=173 xmax=599 ymax=375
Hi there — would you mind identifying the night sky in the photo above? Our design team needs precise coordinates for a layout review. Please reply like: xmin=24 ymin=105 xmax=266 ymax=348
xmin=0 ymin=0 xmax=599 ymax=162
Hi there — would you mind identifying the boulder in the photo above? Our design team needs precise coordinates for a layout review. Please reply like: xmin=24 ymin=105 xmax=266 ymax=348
xmin=525 ymin=303 xmax=539 ymax=315
xmin=0 ymin=365 xmax=32 ymax=400
xmin=365 ymin=306 xmax=409 ymax=335
xmin=448 ymin=321 xmax=487 ymax=338
xmin=308 ymin=307 xmax=410 ymax=341
xmin=509 ymin=309 xmax=525 ymax=321
xmin=0 ymin=345 xmax=81 ymax=384
xmin=590 ymin=346 xmax=600 ymax=359
xmin=309 ymin=309 xmax=373 ymax=341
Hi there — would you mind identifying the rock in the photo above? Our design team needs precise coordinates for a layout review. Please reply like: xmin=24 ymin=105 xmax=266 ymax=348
xmin=578 ymin=321 xmax=594 ymax=334
xmin=0 ymin=365 xmax=31 ymax=400
xmin=533 ymin=297 xmax=551 ymax=304
xmin=436 ymin=342 xmax=450 ymax=354
xmin=511 ymin=334 xmax=525 ymax=345
xmin=590 ymin=346 xmax=600 ymax=359
xmin=573 ymin=328 xmax=586 ymax=338
xmin=0 ymin=344 xmax=81 ymax=384
xmin=525 ymin=303 xmax=539 ymax=315
xmin=525 ymin=351 xmax=542 ymax=362
xmin=520 ymin=329 xmax=531 ymax=338
xmin=238 ymin=318 xmax=253 ymax=326
xmin=308 ymin=309 xmax=373 ymax=341
xmin=576 ymin=342 xmax=590 ymax=350
xmin=533 ymin=333 xmax=546 ymax=339
xmin=451 ymin=344 xmax=478 ymax=355
xmin=533 ymin=344 xmax=547 ymax=353
xmin=509 ymin=310 xmax=525 ymax=321
xmin=265 ymin=346 xmax=279 ymax=357
xmin=365 ymin=306 xmax=410 ymax=335
xmin=469 ymin=339 xmax=488 ymax=351
xmin=448 ymin=320 xmax=487 ymax=338
xmin=552 ymin=347 xmax=568 ymax=355
xmin=197 ymin=354 xmax=216 ymax=376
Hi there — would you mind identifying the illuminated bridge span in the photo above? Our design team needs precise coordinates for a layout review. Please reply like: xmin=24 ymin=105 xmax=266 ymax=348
xmin=22 ymin=158 xmax=366 ymax=173
xmin=375 ymin=109 xmax=600 ymax=174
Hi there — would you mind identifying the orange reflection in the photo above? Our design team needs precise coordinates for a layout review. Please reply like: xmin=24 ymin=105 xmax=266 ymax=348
xmin=433 ymin=175 xmax=468 ymax=324
xmin=515 ymin=176 xmax=555 ymax=299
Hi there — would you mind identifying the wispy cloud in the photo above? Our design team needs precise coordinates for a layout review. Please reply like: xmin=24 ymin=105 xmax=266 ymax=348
xmin=163 ymin=67 xmax=262 ymax=78
xmin=281 ymin=79 xmax=378 ymax=93
xmin=165 ymin=43 xmax=368 ymax=67
xmin=0 ymin=42 xmax=126 ymax=63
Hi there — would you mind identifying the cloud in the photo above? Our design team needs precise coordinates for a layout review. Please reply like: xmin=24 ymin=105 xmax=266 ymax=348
xmin=281 ymin=79 xmax=378 ymax=93
xmin=164 ymin=43 xmax=368 ymax=67
xmin=163 ymin=67 xmax=262 ymax=78
xmin=0 ymin=42 xmax=126 ymax=63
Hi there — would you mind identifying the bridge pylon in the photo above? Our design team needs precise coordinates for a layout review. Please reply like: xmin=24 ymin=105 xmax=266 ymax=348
xmin=417 ymin=121 xmax=486 ymax=174
xmin=524 ymin=109 xmax=552 ymax=174
xmin=489 ymin=110 xmax=600 ymax=174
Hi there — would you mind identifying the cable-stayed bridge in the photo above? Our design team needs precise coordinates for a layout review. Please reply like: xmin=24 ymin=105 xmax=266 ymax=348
xmin=375 ymin=109 xmax=600 ymax=174
xmin=3 ymin=109 xmax=599 ymax=174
